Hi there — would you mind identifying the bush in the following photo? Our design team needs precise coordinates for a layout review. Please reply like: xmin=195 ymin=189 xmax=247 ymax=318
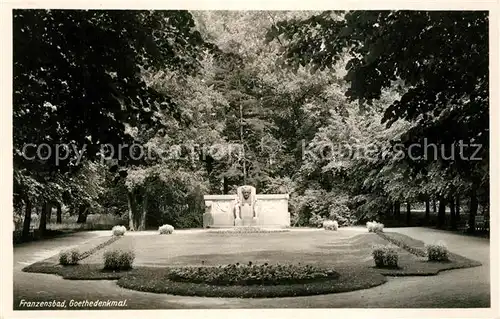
xmin=366 ymin=221 xmax=384 ymax=233
xmin=322 ymin=220 xmax=338 ymax=231
xmin=296 ymin=190 xmax=355 ymax=227
xmin=103 ymin=250 xmax=135 ymax=270
xmin=167 ymin=262 xmax=338 ymax=286
xmin=59 ymin=249 xmax=80 ymax=266
xmin=372 ymin=245 xmax=398 ymax=268
xmin=112 ymin=225 xmax=126 ymax=236
xmin=308 ymin=213 xmax=324 ymax=228
xmin=426 ymin=242 xmax=449 ymax=261
xmin=158 ymin=224 xmax=174 ymax=235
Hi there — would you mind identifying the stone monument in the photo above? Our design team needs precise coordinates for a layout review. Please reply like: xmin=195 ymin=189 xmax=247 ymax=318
xmin=203 ymin=185 xmax=290 ymax=228
xmin=233 ymin=185 xmax=258 ymax=226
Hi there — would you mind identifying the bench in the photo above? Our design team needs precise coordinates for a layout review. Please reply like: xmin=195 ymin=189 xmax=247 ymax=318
xmin=474 ymin=215 xmax=488 ymax=231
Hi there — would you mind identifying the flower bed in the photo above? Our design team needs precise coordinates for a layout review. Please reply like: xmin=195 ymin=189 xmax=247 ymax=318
xmin=167 ymin=262 xmax=338 ymax=286
xmin=376 ymin=232 xmax=427 ymax=257
xmin=207 ymin=227 xmax=289 ymax=234
xmin=78 ymin=236 xmax=122 ymax=261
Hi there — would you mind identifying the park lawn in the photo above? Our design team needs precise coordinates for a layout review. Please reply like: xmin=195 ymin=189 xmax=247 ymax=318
xmin=80 ymin=229 xmax=400 ymax=267
xmin=23 ymin=229 xmax=482 ymax=298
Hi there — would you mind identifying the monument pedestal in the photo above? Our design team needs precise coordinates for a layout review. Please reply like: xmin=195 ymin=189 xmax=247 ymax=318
xmin=203 ymin=193 xmax=290 ymax=228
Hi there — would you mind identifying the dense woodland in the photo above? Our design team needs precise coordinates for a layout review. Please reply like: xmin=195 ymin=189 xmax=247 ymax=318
xmin=13 ymin=10 xmax=489 ymax=238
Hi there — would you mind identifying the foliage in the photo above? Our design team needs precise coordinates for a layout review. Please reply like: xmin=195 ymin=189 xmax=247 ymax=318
xmin=367 ymin=221 xmax=384 ymax=233
xmin=426 ymin=242 xmax=449 ymax=262
xmin=13 ymin=10 xmax=208 ymax=171
xmin=112 ymin=225 xmax=127 ymax=236
xmin=103 ymin=250 xmax=135 ymax=270
xmin=322 ymin=220 xmax=338 ymax=231
xmin=268 ymin=10 xmax=489 ymax=226
xmin=158 ymin=224 xmax=174 ymax=235
xmin=372 ymin=245 xmax=398 ymax=268
xmin=167 ymin=262 xmax=338 ymax=286
xmin=59 ymin=249 xmax=80 ymax=266
xmin=309 ymin=213 xmax=324 ymax=228
xmin=297 ymin=189 xmax=354 ymax=227
xmin=13 ymin=10 xmax=489 ymax=232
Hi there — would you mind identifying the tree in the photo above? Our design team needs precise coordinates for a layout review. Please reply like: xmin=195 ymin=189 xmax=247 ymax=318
xmin=13 ymin=10 xmax=211 ymax=232
xmin=270 ymin=11 xmax=489 ymax=230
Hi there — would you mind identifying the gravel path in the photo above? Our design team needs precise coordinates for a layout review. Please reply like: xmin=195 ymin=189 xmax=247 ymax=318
xmin=13 ymin=227 xmax=490 ymax=309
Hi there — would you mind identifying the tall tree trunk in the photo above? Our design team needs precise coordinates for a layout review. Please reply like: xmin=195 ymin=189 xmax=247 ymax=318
xmin=394 ymin=201 xmax=400 ymax=218
xmin=455 ymin=195 xmax=461 ymax=221
xmin=449 ymin=196 xmax=456 ymax=230
xmin=22 ymin=199 xmax=32 ymax=240
xmin=437 ymin=198 xmax=446 ymax=228
xmin=126 ymin=190 xmax=138 ymax=231
xmin=406 ymin=202 xmax=411 ymax=225
xmin=138 ymin=195 xmax=148 ymax=231
xmin=432 ymin=199 xmax=437 ymax=213
xmin=468 ymin=191 xmax=478 ymax=233
xmin=76 ymin=205 xmax=88 ymax=223
xmin=56 ymin=203 xmax=62 ymax=223
xmin=223 ymin=177 xmax=229 ymax=195
xmin=425 ymin=199 xmax=430 ymax=222
xmin=46 ymin=203 xmax=53 ymax=224
xmin=38 ymin=202 xmax=48 ymax=233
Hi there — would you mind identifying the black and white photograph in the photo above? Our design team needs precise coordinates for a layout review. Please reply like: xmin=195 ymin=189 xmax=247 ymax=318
xmin=2 ymin=1 xmax=498 ymax=317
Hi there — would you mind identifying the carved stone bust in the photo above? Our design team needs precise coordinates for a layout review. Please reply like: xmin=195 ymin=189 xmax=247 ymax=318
xmin=233 ymin=185 xmax=259 ymax=226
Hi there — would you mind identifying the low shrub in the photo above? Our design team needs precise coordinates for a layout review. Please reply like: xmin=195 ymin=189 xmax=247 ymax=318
xmin=366 ymin=221 xmax=384 ymax=233
xmin=103 ymin=250 xmax=135 ymax=270
xmin=426 ymin=242 xmax=449 ymax=261
xmin=158 ymin=224 xmax=174 ymax=235
xmin=112 ymin=225 xmax=127 ymax=236
xmin=308 ymin=213 xmax=324 ymax=228
xmin=59 ymin=249 xmax=80 ymax=266
xmin=322 ymin=220 xmax=339 ymax=231
xmin=167 ymin=262 xmax=338 ymax=286
xmin=372 ymin=245 xmax=398 ymax=268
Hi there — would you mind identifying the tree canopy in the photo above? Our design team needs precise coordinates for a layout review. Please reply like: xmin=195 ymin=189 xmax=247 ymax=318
xmin=13 ymin=10 xmax=489 ymax=236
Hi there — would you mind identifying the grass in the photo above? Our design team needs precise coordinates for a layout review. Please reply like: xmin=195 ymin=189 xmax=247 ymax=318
xmin=116 ymin=265 xmax=386 ymax=298
xmin=22 ymin=262 xmax=386 ymax=298
xmin=21 ymin=229 xmax=482 ymax=298
xmin=23 ymin=262 xmax=126 ymax=280
xmin=374 ymin=231 xmax=482 ymax=276
xmin=80 ymin=230 xmax=389 ymax=266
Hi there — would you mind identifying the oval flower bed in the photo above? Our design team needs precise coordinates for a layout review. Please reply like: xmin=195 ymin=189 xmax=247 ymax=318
xmin=116 ymin=262 xmax=387 ymax=298
xmin=167 ymin=262 xmax=339 ymax=286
